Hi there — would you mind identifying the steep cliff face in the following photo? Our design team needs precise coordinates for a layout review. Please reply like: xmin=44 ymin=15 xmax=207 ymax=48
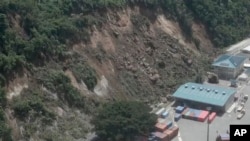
xmin=3 ymin=6 xmax=217 ymax=141
xmin=72 ymin=6 xmax=215 ymax=101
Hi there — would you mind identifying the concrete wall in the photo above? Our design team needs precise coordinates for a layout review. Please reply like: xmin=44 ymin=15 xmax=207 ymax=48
xmin=235 ymin=62 xmax=245 ymax=77
xmin=175 ymin=94 xmax=235 ymax=113
xmin=223 ymin=93 xmax=235 ymax=112
xmin=213 ymin=66 xmax=235 ymax=80
xmin=175 ymin=98 xmax=224 ymax=112
xmin=213 ymin=62 xmax=245 ymax=80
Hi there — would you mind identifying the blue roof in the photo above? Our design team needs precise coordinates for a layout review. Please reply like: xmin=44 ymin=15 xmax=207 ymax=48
xmin=212 ymin=54 xmax=246 ymax=68
xmin=173 ymin=82 xmax=236 ymax=107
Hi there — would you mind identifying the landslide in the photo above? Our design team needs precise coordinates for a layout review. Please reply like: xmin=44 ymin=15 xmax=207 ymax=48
xmin=1 ymin=0 xmax=248 ymax=141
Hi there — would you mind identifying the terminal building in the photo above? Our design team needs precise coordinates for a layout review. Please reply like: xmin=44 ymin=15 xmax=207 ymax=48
xmin=212 ymin=54 xmax=246 ymax=80
xmin=173 ymin=82 xmax=237 ymax=112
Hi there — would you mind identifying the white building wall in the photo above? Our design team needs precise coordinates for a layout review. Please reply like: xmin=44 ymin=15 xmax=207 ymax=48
xmin=214 ymin=60 xmax=245 ymax=80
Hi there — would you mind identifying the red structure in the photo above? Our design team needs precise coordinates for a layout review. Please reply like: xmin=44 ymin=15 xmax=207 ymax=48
xmin=197 ymin=110 xmax=209 ymax=122
xmin=208 ymin=112 xmax=216 ymax=123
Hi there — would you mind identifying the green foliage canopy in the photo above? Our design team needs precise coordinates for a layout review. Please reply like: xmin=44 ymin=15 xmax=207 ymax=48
xmin=186 ymin=0 xmax=250 ymax=47
xmin=37 ymin=70 xmax=84 ymax=108
xmin=92 ymin=101 xmax=157 ymax=141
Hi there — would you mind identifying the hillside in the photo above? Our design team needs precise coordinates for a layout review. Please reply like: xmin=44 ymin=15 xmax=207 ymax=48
xmin=0 ymin=0 xmax=249 ymax=141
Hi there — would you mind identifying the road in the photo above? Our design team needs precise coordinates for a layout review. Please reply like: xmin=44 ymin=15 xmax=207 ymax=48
xmin=226 ymin=38 xmax=250 ymax=55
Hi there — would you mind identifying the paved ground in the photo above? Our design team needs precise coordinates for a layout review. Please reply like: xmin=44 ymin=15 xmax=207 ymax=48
xmin=226 ymin=38 xmax=250 ymax=55
xmin=171 ymin=79 xmax=250 ymax=141
xmin=236 ymin=52 xmax=250 ymax=59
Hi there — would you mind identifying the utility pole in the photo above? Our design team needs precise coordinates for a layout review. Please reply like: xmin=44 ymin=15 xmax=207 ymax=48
xmin=207 ymin=107 xmax=212 ymax=141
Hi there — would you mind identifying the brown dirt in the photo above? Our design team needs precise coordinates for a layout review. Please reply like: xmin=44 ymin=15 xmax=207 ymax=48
xmin=64 ymin=70 xmax=81 ymax=90
xmin=3 ymin=6 xmax=216 ymax=141
xmin=107 ymin=7 xmax=135 ymax=32
xmin=72 ymin=6 xmax=214 ymax=100
xmin=6 ymin=74 xmax=29 ymax=100
xmin=5 ymin=108 xmax=20 ymax=140
xmin=90 ymin=28 xmax=116 ymax=53
xmin=153 ymin=15 xmax=199 ymax=55
xmin=64 ymin=70 xmax=91 ymax=95
xmin=192 ymin=22 xmax=214 ymax=52
xmin=8 ymin=14 xmax=28 ymax=39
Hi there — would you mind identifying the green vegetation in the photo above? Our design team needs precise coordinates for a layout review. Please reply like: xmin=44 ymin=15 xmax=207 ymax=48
xmin=0 ymin=0 xmax=249 ymax=140
xmin=12 ymin=88 xmax=55 ymax=122
xmin=0 ymin=88 xmax=7 ymax=108
xmin=0 ymin=0 xmax=94 ymax=81
xmin=0 ymin=0 xmax=248 ymax=82
xmin=92 ymin=101 xmax=157 ymax=141
xmin=0 ymin=112 xmax=12 ymax=141
xmin=186 ymin=0 xmax=250 ymax=47
xmin=0 ymin=88 xmax=12 ymax=141
xmin=70 ymin=61 xmax=97 ymax=91
xmin=131 ymin=14 xmax=150 ymax=31
xmin=0 ymin=0 xmax=248 ymax=80
xmin=36 ymin=69 xmax=84 ymax=108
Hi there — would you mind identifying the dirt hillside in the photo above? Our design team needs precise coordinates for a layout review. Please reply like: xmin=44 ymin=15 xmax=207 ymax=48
xmin=5 ymin=6 xmax=216 ymax=141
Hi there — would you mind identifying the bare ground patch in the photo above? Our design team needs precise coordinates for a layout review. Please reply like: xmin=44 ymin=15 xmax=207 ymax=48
xmin=154 ymin=15 xmax=199 ymax=55
xmin=90 ymin=28 xmax=116 ymax=53
xmin=6 ymin=74 xmax=29 ymax=100
xmin=192 ymin=22 xmax=214 ymax=52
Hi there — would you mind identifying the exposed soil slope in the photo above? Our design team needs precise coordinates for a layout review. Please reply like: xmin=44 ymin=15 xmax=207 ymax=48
xmin=5 ymin=6 xmax=215 ymax=141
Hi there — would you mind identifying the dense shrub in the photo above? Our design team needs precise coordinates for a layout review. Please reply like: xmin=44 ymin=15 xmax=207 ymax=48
xmin=0 ymin=88 xmax=6 ymax=108
xmin=185 ymin=0 xmax=250 ymax=47
xmin=38 ymin=70 xmax=85 ymax=107
xmin=93 ymin=101 xmax=157 ymax=141
xmin=12 ymin=89 xmax=55 ymax=120
xmin=71 ymin=64 xmax=97 ymax=91
xmin=0 ymin=108 xmax=12 ymax=141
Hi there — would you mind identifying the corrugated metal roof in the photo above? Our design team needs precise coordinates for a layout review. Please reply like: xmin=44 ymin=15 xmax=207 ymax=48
xmin=173 ymin=82 xmax=236 ymax=106
xmin=212 ymin=54 xmax=246 ymax=68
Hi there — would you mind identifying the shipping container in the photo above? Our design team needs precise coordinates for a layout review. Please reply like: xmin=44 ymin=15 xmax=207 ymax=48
xmin=170 ymin=126 xmax=179 ymax=138
xmin=183 ymin=110 xmax=191 ymax=119
xmin=208 ymin=112 xmax=216 ymax=123
xmin=156 ymin=108 xmax=165 ymax=116
xmin=153 ymin=132 xmax=169 ymax=141
xmin=188 ymin=112 xmax=195 ymax=120
xmin=175 ymin=106 xmax=185 ymax=113
xmin=174 ymin=113 xmax=182 ymax=122
xmin=181 ymin=108 xmax=189 ymax=116
xmin=171 ymin=126 xmax=179 ymax=132
xmin=197 ymin=110 xmax=209 ymax=122
xmin=155 ymin=122 xmax=168 ymax=132
xmin=163 ymin=130 xmax=173 ymax=140
xmin=193 ymin=109 xmax=202 ymax=120
xmin=157 ymin=118 xmax=168 ymax=124
xmin=166 ymin=121 xmax=173 ymax=128
xmin=185 ymin=109 xmax=199 ymax=121
xmin=161 ymin=111 xmax=169 ymax=118
xmin=163 ymin=127 xmax=178 ymax=141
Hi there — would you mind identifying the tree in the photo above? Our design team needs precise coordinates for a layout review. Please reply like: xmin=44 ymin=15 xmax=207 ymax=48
xmin=0 ymin=87 xmax=6 ymax=108
xmin=195 ymin=73 xmax=203 ymax=84
xmin=92 ymin=101 xmax=157 ymax=141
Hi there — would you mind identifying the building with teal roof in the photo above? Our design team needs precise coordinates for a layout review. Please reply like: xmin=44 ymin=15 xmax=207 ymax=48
xmin=173 ymin=82 xmax=236 ymax=112
xmin=212 ymin=54 xmax=246 ymax=80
